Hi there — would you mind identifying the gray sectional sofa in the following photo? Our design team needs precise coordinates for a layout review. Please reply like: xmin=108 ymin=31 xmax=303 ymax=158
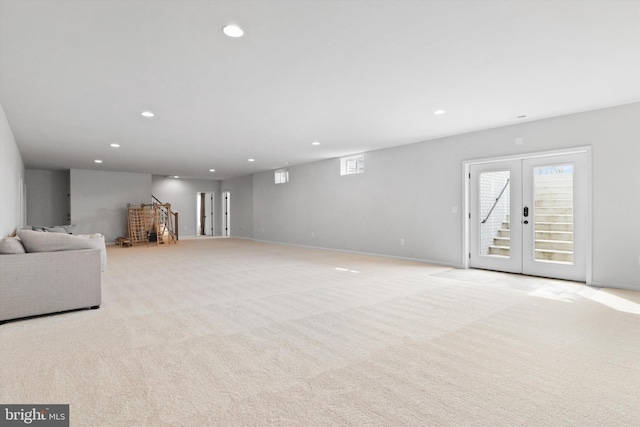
xmin=0 ymin=230 xmax=105 ymax=323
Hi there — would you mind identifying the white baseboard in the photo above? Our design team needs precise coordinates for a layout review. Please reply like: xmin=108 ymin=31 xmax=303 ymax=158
xmin=252 ymin=238 xmax=460 ymax=269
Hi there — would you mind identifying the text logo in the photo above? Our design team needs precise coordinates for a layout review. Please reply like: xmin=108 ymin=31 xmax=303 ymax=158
xmin=1 ymin=405 xmax=68 ymax=427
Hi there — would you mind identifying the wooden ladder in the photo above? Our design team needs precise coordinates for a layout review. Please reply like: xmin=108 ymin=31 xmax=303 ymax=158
xmin=127 ymin=205 xmax=148 ymax=245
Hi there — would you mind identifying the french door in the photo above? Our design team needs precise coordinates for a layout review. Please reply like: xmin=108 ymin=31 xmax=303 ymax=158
xmin=469 ymin=152 xmax=588 ymax=282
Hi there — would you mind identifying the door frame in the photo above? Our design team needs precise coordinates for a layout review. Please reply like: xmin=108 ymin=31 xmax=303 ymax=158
xmin=462 ymin=146 xmax=592 ymax=284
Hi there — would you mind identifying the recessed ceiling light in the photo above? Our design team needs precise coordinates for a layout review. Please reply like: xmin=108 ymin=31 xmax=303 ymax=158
xmin=209 ymin=169 xmax=215 ymax=172
xmin=434 ymin=110 xmax=446 ymax=115
xmin=173 ymin=176 xmax=179 ymax=179
xmin=141 ymin=111 xmax=154 ymax=118
xmin=223 ymin=25 xmax=244 ymax=38
xmin=312 ymin=141 xmax=320 ymax=146
xmin=94 ymin=160 xmax=103 ymax=164
xmin=248 ymin=158 xmax=255 ymax=162
xmin=110 ymin=143 xmax=120 ymax=148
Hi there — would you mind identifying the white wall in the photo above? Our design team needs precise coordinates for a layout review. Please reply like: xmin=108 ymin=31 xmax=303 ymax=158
xmin=253 ymin=103 xmax=640 ymax=290
xmin=253 ymin=145 xmax=458 ymax=262
xmin=151 ymin=176 xmax=220 ymax=238
xmin=70 ymin=169 xmax=152 ymax=243
xmin=26 ymin=169 xmax=70 ymax=227
xmin=0 ymin=102 xmax=25 ymax=237
xmin=221 ymin=175 xmax=253 ymax=238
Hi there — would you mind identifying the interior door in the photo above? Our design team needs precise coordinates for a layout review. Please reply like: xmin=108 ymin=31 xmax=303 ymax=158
xmin=469 ymin=152 xmax=588 ymax=282
xmin=204 ymin=192 xmax=214 ymax=236
xmin=222 ymin=191 xmax=230 ymax=237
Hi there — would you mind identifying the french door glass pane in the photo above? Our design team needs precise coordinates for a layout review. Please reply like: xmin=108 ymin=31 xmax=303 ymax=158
xmin=533 ymin=164 xmax=573 ymax=264
xmin=479 ymin=171 xmax=511 ymax=257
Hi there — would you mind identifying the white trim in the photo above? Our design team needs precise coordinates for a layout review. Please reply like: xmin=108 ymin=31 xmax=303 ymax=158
xmin=464 ymin=146 xmax=591 ymax=166
xmin=180 ymin=235 xmax=228 ymax=240
xmin=585 ymin=149 xmax=593 ymax=285
xmin=462 ymin=146 xmax=592 ymax=284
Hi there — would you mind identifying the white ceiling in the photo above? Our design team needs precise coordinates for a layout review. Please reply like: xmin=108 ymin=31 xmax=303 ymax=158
xmin=1 ymin=0 xmax=639 ymax=180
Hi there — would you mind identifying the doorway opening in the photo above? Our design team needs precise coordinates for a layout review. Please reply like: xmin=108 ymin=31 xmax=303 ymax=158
xmin=196 ymin=192 xmax=215 ymax=236
xmin=464 ymin=148 xmax=591 ymax=283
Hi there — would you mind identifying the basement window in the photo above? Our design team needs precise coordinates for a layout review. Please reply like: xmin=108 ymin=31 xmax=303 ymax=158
xmin=340 ymin=154 xmax=364 ymax=175
xmin=275 ymin=168 xmax=289 ymax=184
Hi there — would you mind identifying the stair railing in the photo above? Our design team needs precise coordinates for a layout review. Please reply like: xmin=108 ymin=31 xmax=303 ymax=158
xmin=481 ymin=179 xmax=510 ymax=224
xmin=150 ymin=196 xmax=179 ymax=242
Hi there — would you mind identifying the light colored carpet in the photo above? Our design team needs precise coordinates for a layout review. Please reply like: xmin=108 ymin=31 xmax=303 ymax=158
xmin=1 ymin=238 xmax=639 ymax=426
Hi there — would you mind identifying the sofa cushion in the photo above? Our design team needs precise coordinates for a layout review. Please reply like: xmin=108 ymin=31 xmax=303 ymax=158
xmin=0 ymin=237 xmax=26 ymax=254
xmin=17 ymin=230 xmax=107 ymax=271
xmin=18 ymin=229 xmax=92 ymax=252
xmin=61 ymin=224 xmax=77 ymax=234
xmin=27 ymin=224 xmax=77 ymax=233
xmin=43 ymin=226 xmax=68 ymax=233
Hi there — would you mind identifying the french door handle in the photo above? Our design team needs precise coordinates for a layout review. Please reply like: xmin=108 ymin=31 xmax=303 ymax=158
xmin=523 ymin=206 xmax=529 ymax=217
